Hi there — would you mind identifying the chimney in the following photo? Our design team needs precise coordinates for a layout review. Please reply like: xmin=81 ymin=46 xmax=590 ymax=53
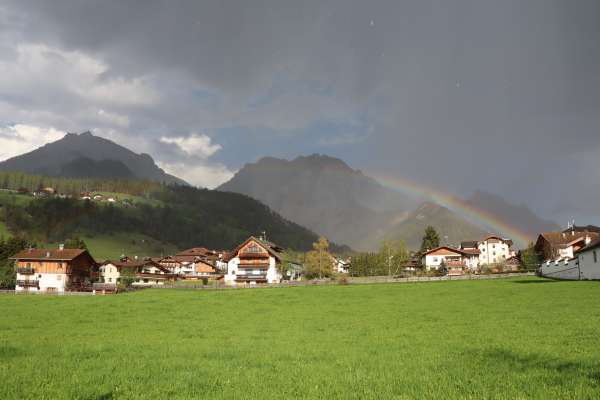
xmin=571 ymin=230 xmax=575 ymax=236
xmin=562 ymin=232 xmax=566 ymax=238
xmin=59 ymin=243 xmax=64 ymax=251
xmin=45 ymin=251 xmax=51 ymax=258
xmin=585 ymin=235 xmax=592 ymax=245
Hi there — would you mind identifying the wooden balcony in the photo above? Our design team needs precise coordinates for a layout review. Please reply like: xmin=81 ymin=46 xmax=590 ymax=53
xmin=17 ymin=267 xmax=35 ymax=275
xmin=16 ymin=280 xmax=39 ymax=288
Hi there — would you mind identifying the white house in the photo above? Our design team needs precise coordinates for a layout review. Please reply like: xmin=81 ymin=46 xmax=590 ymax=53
xmin=476 ymin=236 xmax=515 ymax=265
xmin=540 ymin=237 xmax=600 ymax=280
xmin=100 ymin=258 xmax=175 ymax=286
xmin=332 ymin=256 xmax=350 ymax=274
xmin=224 ymin=237 xmax=283 ymax=285
xmin=421 ymin=246 xmax=479 ymax=272
xmin=11 ymin=247 xmax=96 ymax=293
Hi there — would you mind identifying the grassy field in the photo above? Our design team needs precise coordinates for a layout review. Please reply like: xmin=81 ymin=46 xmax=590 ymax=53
xmin=1 ymin=277 xmax=599 ymax=399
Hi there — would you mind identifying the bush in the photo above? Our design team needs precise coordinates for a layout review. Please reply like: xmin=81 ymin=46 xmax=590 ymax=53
xmin=202 ymin=277 xmax=208 ymax=285
xmin=337 ymin=275 xmax=349 ymax=285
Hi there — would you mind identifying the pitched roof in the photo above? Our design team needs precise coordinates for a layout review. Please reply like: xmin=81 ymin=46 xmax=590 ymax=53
xmin=10 ymin=248 xmax=92 ymax=262
xmin=539 ymin=231 xmax=599 ymax=246
xmin=422 ymin=246 xmax=465 ymax=257
xmin=104 ymin=259 xmax=171 ymax=273
xmin=576 ymin=238 xmax=600 ymax=254
xmin=563 ymin=225 xmax=600 ymax=234
xmin=177 ymin=247 xmax=213 ymax=257
xmin=461 ymin=248 xmax=481 ymax=255
xmin=223 ymin=236 xmax=283 ymax=262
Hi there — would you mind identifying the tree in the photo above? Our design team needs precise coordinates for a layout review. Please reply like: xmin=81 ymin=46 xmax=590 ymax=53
xmin=437 ymin=259 xmax=448 ymax=276
xmin=420 ymin=226 xmax=440 ymax=253
xmin=0 ymin=236 xmax=32 ymax=288
xmin=380 ymin=239 xmax=410 ymax=277
xmin=521 ymin=242 xmax=541 ymax=271
xmin=304 ymin=237 xmax=332 ymax=279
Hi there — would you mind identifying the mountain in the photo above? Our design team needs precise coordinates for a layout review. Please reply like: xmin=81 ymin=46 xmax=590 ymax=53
xmin=466 ymin=191 xmax=560 ymax=238
xmin=0 ymin=131 xmax=186 ymax=185
xmin=381 ymin=202 xmax=490 ymax=250
xmin=218 ymin=154 xmax=419 ymax=250
xmin=59 ymin=157 xmax=135 ymax=179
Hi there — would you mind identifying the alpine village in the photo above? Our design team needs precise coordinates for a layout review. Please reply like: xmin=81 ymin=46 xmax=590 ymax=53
xmin=2 ymin=133 xmax=598 ymax=295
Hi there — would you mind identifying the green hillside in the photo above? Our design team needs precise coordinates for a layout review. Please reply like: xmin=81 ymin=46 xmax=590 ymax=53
xmin=0 ymin=173 xmax=343 ymax=256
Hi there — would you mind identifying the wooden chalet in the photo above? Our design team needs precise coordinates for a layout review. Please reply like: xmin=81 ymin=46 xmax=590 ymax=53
xmin=224 ymin=237 xmax=283 ymax=284
xmin=100 ymin=258 xmax=175 ymax=287
xmin=11 ymin=246 xmax=97 ymax=292
xmin=535 ymin=227 xmax=599 ymax=261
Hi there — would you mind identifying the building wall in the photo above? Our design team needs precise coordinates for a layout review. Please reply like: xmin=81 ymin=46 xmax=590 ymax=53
xmin=99 ymin=264 xmax=121 ymax=283
xmin=478 ymin=240 xmax=511 ymax=265
xmin=540 ymin=258 xmax=580 ymax=280
xmin=578 ymin=248 xmax=600 ymax=280
xmin=424 ymin=253 xmax=463 ymax=270
xmin=225 ymin=256 xmax=281 ymax=284
xmin=15 ymin=272 xmax=69 ymax=292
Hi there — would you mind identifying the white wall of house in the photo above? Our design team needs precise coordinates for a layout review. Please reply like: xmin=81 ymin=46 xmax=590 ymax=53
xmin=478 ymin=240 xmax=512 ymax=265
xmin=225 ymin=256 xmax=281 ymax=284
xmin=578 ymin=247 xmax=600 ymax=280
xmin=99 ymin=264 xmax=120 ymax=284
xmin=540 ymin=258 xmax=580 ymax=280
xmin=15 ymin=272 xmax=68 ymax=292
xmin=424 ymin=254 xmax=462 ymax=270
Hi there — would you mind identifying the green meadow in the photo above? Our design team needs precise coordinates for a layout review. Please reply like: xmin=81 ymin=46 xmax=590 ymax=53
xmin=1 ymin=277 xmax=599 ymax=399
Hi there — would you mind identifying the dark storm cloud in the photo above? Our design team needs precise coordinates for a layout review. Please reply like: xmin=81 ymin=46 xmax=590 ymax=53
xmin=0 ymin=0 xmax=599 ymax=222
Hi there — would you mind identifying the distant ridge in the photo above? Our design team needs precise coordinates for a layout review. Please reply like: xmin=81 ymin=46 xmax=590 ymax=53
xmin=219 ymin=154 xmax=558 ymax=251
xmin=218 ymin=154 xmax=420 ymax=250
xmin=0 ymin=131 xmax=187 ymax=185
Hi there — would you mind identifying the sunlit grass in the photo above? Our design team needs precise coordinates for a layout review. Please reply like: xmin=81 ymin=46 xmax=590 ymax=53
xmin=0 ymin=277 xmax=599 ymax=399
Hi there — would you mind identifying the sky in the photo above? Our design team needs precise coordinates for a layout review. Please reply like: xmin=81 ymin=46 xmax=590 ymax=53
xmin=0 ymin=0 xmax=598 ymax=225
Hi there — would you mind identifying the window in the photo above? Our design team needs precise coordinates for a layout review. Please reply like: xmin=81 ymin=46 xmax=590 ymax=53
xmin=594 ymin=250 xmax=598 ymax=263
xmin=56 ymin=275 xmax=62 ymax=281
xmin=432 ymin=257 xmax=438 ymax=263
xmin=108 ymin=278 xmax=112 ymax=283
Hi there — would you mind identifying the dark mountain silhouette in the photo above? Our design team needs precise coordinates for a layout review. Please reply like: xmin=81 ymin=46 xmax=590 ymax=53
xmin=219 ymin=155 xmax=554 ymax=250
xmin=218 ymin=154 xmax=420 ymax=250
xmin=0 ymin=131 xmax=186 ymax=185
xmin=59 ymin=157 xmax=135 ymax=179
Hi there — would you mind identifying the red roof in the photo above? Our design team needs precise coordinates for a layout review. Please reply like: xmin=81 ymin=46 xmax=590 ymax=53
xmin=10 ymin=248 xmax=93 ymax=262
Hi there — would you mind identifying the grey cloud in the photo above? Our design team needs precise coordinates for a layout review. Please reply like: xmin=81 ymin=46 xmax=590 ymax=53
xmin=0 ymin=0 xmax=599 ymax=222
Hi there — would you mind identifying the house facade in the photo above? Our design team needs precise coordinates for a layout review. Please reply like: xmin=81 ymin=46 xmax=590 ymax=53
xmin=476 ymin=236 xmax=515 ymax=265
xmin=535 ymin=227 xmax=599 ymax=261
xmin=100 ymin=258 xmax=175 ymax=286
xmin=421 ymin=246 xmax=479 ymax=272
xmin=224 ymin=237 xmax=283 ymax=284
xmin=540 ymin=238 xmax=600 ymax=280
xmin=11 ymin=247 xmax=96 ymax=293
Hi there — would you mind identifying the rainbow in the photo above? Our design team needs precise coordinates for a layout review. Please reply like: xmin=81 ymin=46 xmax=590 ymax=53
xmin=374 ymin=174 xmax=532 ymax=247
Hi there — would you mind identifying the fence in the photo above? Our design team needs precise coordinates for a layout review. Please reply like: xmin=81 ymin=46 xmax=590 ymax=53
xmin=0 ymin=289 xmax=96 ymax=296
xmin=0 ymin=272 xmax=535 ymax=295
